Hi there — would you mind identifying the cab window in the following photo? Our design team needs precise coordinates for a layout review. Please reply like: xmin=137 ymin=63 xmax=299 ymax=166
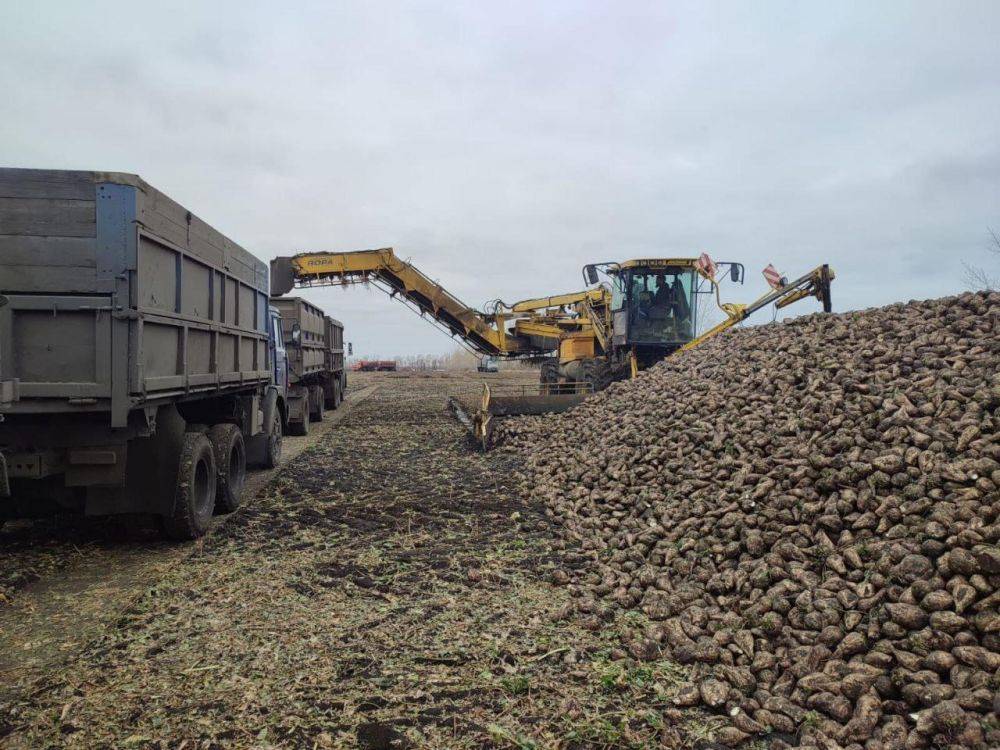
xmin=627 ymin=267 xmax=697 ymax=344
xmin=610 ymin=273 xmax=627 ymax=310
xmin=272 ymin=316 xmax=285 ymax=351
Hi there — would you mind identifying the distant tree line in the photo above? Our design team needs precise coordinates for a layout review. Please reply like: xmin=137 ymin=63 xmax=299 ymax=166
xmin=348 ymin=349 xmax=491 ymax=371
xmin=964 ymin=227 xmax=999 ymax=291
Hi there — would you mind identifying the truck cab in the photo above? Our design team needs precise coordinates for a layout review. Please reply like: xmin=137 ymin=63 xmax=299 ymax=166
xmin=269 ymin=306 xmax=288 ymax=393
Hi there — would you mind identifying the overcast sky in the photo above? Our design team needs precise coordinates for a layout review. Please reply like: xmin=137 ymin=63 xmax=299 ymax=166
xmin=2 ymin=1 xmax=997 ymax=357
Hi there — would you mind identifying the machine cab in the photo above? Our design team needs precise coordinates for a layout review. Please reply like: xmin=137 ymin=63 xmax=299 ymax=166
xmin=610 ymin=260 xmax=699 ymax=351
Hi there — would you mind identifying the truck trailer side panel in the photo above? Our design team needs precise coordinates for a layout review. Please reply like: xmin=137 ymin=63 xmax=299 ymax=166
xmin=270 ymin=296 xmax=326 ymax=380
xmin=325 ymin=315 xmax=345 ymax=375
xmin=0 ymin=169 xmax=270 ymax=428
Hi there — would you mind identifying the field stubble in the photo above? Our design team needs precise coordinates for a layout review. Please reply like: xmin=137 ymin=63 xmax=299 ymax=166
xmin=0 ymin=372 xmax=714 ymax=749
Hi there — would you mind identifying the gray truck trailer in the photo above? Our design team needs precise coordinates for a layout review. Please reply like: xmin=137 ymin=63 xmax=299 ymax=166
xmin=0 ymin=169 xmax=285 ymax=539
xmin=269 ymin=296 xmax=345 ymax=435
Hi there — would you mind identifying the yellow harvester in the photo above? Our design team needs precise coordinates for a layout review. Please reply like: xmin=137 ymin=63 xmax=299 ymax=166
xmin=271 ymin=248 xmax=833 ymax=390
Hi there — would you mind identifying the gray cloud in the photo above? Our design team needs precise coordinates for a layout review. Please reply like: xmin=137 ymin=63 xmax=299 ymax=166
xmin=2 ymin=1 xmax=997 ymax=356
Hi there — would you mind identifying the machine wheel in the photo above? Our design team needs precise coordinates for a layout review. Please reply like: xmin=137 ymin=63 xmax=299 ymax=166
xmin=262 ymin=406 xmax=283 ymax=469
xmin=309 ymin=386 xmax=324 ymax=422
xmin=539 ymin=360 xmax=560 ymax=394
xmin=208 ymin=424 xmax=246 ymax=514
xmin=326 ymin=380 xmax=341 ymax=410
xmin=162 ymin=432 xmax=217 ymax=540
xmin=580 ymin=359 xmax=611 ymax=394
xmin=324 ymin=380 xmax=337 ymax=410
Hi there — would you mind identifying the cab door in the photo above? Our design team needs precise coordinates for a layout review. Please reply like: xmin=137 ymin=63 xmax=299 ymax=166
xmin=270 ymin=310 xmax=288 ymax=391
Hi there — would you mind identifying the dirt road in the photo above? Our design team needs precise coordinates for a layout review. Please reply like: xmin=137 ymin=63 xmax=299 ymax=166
xmin=0 ymin=373 xmax=703 ymax=749
xmin=0 ymin=385 xmax=376 ymax=691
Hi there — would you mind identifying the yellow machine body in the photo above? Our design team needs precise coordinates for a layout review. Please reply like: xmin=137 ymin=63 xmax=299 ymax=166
xmin=558 ymin=332 xmax=596 ymax=363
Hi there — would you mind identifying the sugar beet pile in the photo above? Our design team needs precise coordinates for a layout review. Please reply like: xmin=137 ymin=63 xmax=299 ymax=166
xmin=502 ymin=292 xmax=999 ymax=748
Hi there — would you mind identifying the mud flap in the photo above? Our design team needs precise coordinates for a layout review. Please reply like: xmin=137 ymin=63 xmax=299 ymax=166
xmin=247 ymin=389 xmax=279 ymax=467
xmin=286 ymin=388 xmax=308 ymax=431
xmin=89 ymin=404 xmax=186 ymax=516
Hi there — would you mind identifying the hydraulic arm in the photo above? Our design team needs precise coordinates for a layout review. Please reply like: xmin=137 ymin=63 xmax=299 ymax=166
xmin=509 ymin=288 xmax=608 ymax=313
xmin=681 ymin=264 xmax=834 ymax=351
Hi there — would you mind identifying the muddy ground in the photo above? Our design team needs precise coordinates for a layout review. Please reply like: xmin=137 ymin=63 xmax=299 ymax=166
xmin=0 ymin=382 xmax=379 ymax=688
xmin=0 ymin=372 xmax=715 ymax=749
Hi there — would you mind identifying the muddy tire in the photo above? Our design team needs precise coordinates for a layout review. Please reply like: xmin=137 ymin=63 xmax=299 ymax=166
xmin=289 ymin=410 xmax=309 ymax=436
xmin=539 ymin=359 xmax=560 ymax=394
xmin=310 ymin=386 xmax=324 ymax=422
xmin=162 ymin=432 xmax=217 ymax=540
xmin=208 ymin=423 xmax=246 ymax=514
xmin=262 ymin=406 xmax=282 ymax=469
xmin=333 ymin=379 xmax=342 ymax=408
xmin=580 ymin=359 xmax=611 ymax=393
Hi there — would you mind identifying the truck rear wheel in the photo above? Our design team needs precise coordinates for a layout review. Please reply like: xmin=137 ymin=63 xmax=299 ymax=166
xmin=162 ymin=432 xmax=217 ymax=540
xmin=540 ymin=360 xmax=560 ymax=394
xmin=208 ymin=424 xmax=246 ymax=514
xmin=580 ymin=359 xmax=611 ymax=393
xmin=309 ymin=386 xmax=324 ymax=422
xmin=289 ymin=409 xmax=309 ymax=436
xmin=263 ymin=406 xmax=282 ymax=468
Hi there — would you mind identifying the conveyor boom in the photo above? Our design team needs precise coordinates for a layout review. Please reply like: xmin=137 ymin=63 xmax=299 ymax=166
xmin=271 ymin=248 xmax=533 ymax=356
